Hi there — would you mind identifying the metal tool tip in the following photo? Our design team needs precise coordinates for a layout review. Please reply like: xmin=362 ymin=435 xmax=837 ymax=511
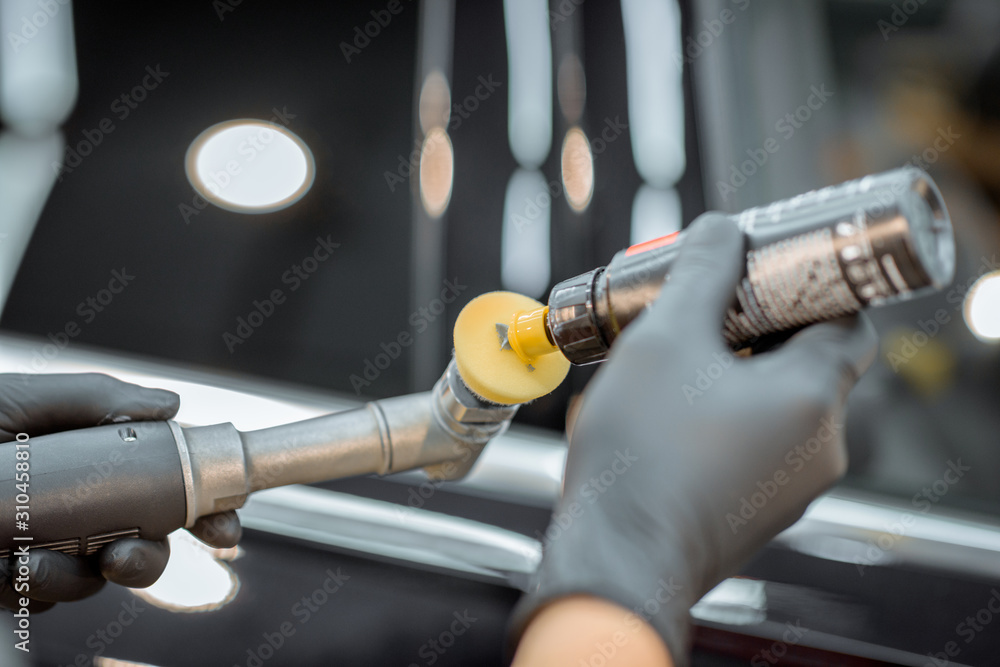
xmin=495 ymin=323 xmax=512 ymax=351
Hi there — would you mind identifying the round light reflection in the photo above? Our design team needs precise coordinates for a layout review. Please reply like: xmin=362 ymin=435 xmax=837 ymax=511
xmin=419 ymin=69 xmax=451 ymax=133
xmin=419 ymin=127 xmax=453 ymax=217
xmin=185 ymin=120 xmax=315 ymax=214
xmin=964 ymin=271 xmax=1000 ymax=341
xmin=130 ymin=530 xmax=240 ymax=613
xmin=561 ymin=127 xmax=594 ymax=212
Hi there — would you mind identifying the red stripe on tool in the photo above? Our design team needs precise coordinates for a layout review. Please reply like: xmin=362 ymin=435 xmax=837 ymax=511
xmin=625 ymin=231 xmax=681 ymax=257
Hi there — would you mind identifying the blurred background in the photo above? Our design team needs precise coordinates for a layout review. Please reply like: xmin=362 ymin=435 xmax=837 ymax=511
xmin=5 ymin=0 xmax=999 ymax=512
xmin=3 ymin=0 xmax=1000 ymax=664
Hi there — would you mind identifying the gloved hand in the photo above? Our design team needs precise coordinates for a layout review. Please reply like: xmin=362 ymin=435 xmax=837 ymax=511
xmin=0 ymin=373 xmax=241 ymax=613
xmin=509 ymin=213 xmax=878 ymax=665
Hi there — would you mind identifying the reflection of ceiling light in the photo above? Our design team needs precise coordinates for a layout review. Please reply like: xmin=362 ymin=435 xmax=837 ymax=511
xmin=419 ymin=69 xmax=451 ymax=133
xmin=691 ymin=578 xmax=766 ymax=626
xmin=630 ymin=184 xmax=680 ymax=245
xmin=560 ymin=127 xmax=593 ymax=212
xmin=557 ymin=54 xmax=586 ymax=125
xmin=620 ymin=0 xmax=685 ymax=188
xmin=185 ymin=120 xmax=315 ymax=214
xmin=501 ymin=168 xmax=550 ymax=299
xmin=95 ymin=658 xmax=162 ymax=667
xmin=0 ymin=0 xmax=79 ymax=135
xmin=503 ymin=0 xmax=552 ymax=169
xmin=130 ymin=530 xmax=241 ymax=613
xmin=964 ymin=271 xmax=1000 ymax=341
xmin=419 ymin=127 xmax=453 ymax=217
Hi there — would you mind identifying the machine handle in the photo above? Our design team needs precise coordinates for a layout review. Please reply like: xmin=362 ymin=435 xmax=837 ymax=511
xmin=0 ymin=421 xmax=187 ymax=558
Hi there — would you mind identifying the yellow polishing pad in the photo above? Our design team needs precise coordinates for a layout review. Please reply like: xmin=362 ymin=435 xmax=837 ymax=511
xmin=454 ymin=291 xmax=570 ymax=405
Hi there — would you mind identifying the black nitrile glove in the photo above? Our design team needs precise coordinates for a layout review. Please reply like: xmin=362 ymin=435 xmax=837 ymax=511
xmin=509 ymin=213 xmax=878 ymax=665
xmin=0 ymin=373 xmax=241 ymax=613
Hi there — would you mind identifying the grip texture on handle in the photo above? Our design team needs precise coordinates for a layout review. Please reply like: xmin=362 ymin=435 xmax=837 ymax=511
xmin=0 ymin=421 xmax=186 ymax=558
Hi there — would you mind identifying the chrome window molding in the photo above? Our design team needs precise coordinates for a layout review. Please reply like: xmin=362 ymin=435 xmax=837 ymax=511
xmin=3 ymin=331 xmax=1000 ymax=590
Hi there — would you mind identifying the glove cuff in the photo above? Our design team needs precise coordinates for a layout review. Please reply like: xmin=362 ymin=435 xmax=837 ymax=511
xmin=506 ymin=523 xmax=699 ymax=667
xmin=507 ymin=582 xmax=693 ymax=667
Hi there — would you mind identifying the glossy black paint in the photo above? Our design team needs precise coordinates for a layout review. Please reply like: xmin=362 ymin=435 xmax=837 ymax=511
xmin=25 ymin=474 xmax=1000 ymax=666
